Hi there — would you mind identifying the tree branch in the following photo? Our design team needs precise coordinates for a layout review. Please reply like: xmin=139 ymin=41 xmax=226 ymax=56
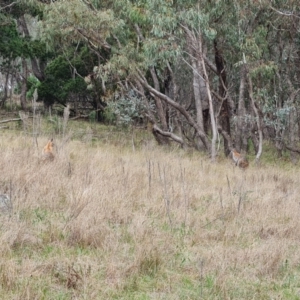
xmin=136 ymin=70 xmax=210 ymax=151
xmin=151 ymin=122 xmax=185 ymax=147
xmin=0 ymin=2 xmax=17 ymax=11
xmin=0 ymin=118 xmax=21 ymax=124
xmin=270 ymin=6 xmax=300 ymax=19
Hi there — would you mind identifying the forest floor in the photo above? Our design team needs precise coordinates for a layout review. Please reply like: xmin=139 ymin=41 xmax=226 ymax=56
xmin=0 ymin=116 xmax=300 ymax=299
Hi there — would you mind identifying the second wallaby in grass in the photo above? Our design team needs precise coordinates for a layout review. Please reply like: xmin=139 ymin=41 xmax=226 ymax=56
xmin=231 ymin=148 xmax=249 ymax=169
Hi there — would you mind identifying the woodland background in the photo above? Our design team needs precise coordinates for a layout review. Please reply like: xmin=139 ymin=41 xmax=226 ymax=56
xmin=1 ymin=1 xmax=300 ymax=299
xmin=1 ymin=0 xmax=300 ymax=159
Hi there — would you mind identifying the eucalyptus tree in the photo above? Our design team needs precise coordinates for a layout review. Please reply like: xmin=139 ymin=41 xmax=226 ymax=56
xmin=38 ymin=1 xmax=220 ymax=156
xmin=266 ymin=1 xmax=300 ymax=160
xmin=0 ymin=0 xmax=28 ymax=107
xmin=208 ymin=0 xmax=269 ymax=160
xmin=105 ymin=0 xmax=221 ymax=157
xmin=38 ymin=0 xmax=300 ymax=162
xmin=215 ymin=0 xmax=300 ymax=161
xmin=38 ymin=0 xmax=123 ymax=115
xmin=0 ymin=0 xmax=49 ymax=109
xmin=119 ymin=0 xmax=300 ymax=161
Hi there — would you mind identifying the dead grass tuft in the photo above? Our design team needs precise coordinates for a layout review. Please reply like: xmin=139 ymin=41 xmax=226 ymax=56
xmin=66 ymin=223 xmax=109 ymax=248
xmin=136 ymin=247 xmax=161 ymax=277
xmin=0 ymin=260 xmax=19 ymax=291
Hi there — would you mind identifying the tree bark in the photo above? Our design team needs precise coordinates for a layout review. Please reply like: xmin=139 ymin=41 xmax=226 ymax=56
xmin=0 ymin=71 xmax=10 ymax=108
xmin=286 ymin=82 xmax=300 ymax=163
xmin=20 ymin=59 xmax=28 ymax=111
xmin=245 ymin=60 xmax=263 ymax=162
xmin=200 ymin=50 xmax=217 ymax=162
xmin=149 ymin=67 xmax=169 ymax=133
xmin=235 ymin=65 xmax=248 ymax=152
xmin=214 ymin=40 xmax=231 ymax=156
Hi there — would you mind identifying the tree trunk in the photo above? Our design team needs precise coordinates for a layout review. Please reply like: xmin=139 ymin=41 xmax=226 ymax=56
xmin=191 ymin=59 xmax=205 ymax=149
xmin=235 ymin=65 xmax=248 ymax=152
xmin=17 ymin=15 xmax=45 ymax=81
xmin=20 ymin=59 xmax=28 ymax=111
xmin=289 ymin=105 xmax=298 ymax=163
xmin=244 ymin=59 xmax=263 ymax=162
xmin=0 ymin=71 xmax=10 ymax=108
xmin=149 ymin=67 xmax=170 ymax=145
xmin=286 ymin=83 xmax=300 ymax=163
xmin=214 ymin=40 xmax=231 ymax=156
xmin=274 ymin=70 xmax=284 ymax=157
xmin=200 ymin=53 xmax=217 ymax=162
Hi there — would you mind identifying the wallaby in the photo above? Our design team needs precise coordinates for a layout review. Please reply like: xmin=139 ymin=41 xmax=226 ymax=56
xmin=231 ymin=148 xmax=249 ymax=169
xmin=42 ymin=138 xmax=55 ymax=161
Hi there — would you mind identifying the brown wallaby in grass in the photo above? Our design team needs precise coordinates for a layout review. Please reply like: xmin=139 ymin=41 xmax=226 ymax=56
xmin=42 ymin=138 xmax=55 ymax=161
xmin=231 ymin=148 xmax=249 ymax=169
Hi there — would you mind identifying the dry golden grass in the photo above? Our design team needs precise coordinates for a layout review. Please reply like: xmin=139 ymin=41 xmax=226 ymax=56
xmin=0 ymin=130 xmax=300 ymax=299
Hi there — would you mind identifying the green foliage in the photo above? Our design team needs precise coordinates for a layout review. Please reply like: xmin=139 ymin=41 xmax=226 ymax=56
xmin=26 ymin=75 xmax=41 ymax=100
xmin=0 ymin=22 xmax=48 ymax=61
xmin=0 ymin=22 xmax=27 ymax=59
xmin=103 ymin=105 xmax=116 ymax=125
xmin=39 ymin=76 xmax=87 ymax=106
xmin=37 ymin=47 xmax=95 ymax=105
xmin=45 ymin=56 xmax=71 ymax=80
xmin=47 ymin=115 xmax=62 ymax=134
xmin=1 ymin=0 xmax=43 ymax=19
xmin=89 ymin=110 xmax=97 ymax=123
xmin=29 ymin=39 xmax=52 ymax=61
xmin=264 ymin=106 xmax=292 ymax=132
xmin=250 ymin=62 xmax=277 ymax=80
xmin=40 ymin=0 xmax=122 ymax=49
xmin=105 ymin=94 xmax=145 ymax=127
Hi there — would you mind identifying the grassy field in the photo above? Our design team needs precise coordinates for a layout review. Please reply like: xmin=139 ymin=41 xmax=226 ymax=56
xmin=0 ymin=119 xmax=300 ymax=299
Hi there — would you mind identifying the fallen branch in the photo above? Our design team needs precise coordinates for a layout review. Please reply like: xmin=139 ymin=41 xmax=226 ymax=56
xmin=70 ymin=115 xmax=89 ymax=120
xmin=70 ymin=108 xmax=104 ymax=120
xmin=0 ymin=118 xmax=21 ymax=124
xmin=152 ymin=124 xmax=185 ymax=147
